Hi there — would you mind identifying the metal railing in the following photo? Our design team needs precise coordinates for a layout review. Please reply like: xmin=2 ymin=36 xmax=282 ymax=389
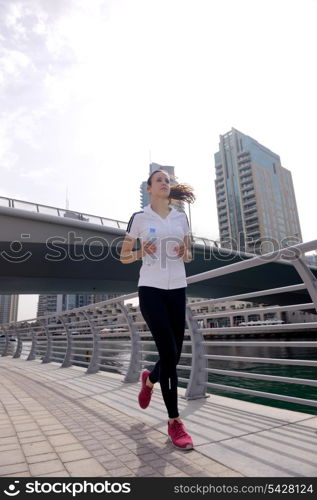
xmin=1 ymin=239 xmax=317 ymax=411
xmin=0 ymin=195 xmax=218 ymax=246
xmin=0 ymin=195 xmax=128 ymax=229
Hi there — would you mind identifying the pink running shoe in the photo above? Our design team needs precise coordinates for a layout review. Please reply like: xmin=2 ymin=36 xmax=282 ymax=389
xmin=168 ymin=420 xmax=193 ymax=450
xmin=138 ymin=370 xmax=153 ymax=409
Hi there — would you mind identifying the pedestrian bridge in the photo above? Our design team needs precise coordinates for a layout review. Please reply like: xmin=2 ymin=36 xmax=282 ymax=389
xmin=1 ymin=196 xmax=317 ymax=305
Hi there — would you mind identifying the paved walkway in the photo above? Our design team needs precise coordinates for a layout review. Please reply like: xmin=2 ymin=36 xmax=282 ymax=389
xmin=0 ymin=358 xmax=316 ymax=478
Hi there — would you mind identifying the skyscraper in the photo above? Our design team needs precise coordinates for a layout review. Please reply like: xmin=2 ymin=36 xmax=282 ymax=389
xmin=214 ymin=128 xmax=302 ymax=253
xmin=140 ymin=162 xmax=185 ymax=212
xmin=0 ymin=295 xmax=19 ymax=324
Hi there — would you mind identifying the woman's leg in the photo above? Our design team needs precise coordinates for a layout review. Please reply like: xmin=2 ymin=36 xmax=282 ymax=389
xmin=166 ymin=287 xmax=186 ymax=368
xmin=138 ymin=286 xmax=179 ymax=418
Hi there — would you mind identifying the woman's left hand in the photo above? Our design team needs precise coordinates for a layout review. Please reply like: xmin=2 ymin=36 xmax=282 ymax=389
xmin=173 ymin=245 xmax=185 ymax=258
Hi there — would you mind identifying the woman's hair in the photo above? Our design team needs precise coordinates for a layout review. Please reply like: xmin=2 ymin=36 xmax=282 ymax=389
xmin=147 ymin=169 xmax=196 ymax=204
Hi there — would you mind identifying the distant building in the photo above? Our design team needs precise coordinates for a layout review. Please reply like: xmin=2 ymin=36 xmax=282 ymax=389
xmin=37 ymin=293 xmax=122 ymax=317
xmin=214 ymin=128 xmax=302 ymax=253
xmin=140 ymin=162 xmax=185 ymax=212
xmin=0 ymin=295 xmax=19 ymax=324
xmin=37 ymin=295 xmax=63 ymax=317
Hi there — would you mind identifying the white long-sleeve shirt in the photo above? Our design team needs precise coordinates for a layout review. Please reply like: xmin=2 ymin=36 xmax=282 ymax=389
xmin=126 ymin=204 xmax=190 ymax=289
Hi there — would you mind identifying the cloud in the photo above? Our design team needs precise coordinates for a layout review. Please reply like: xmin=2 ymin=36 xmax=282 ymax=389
xmin=20 ymin=167 xmax=54 ymax=179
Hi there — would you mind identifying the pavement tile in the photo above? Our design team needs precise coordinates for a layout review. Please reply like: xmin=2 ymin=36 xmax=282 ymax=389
xmin=100 ymin=459 xmax=125 ymax=470
xmin=218 ymin=470 xmax=244 ymax=477
xmin=64 ymin=458 xmax=107 ymax=477
xmin=0 ymin=462 xmax=29 ymax=476
xmin=139 ymin=452 xmax=161 ymax=462
xmin=0 ymin=443 xmax=21 ymax=452
xmin=84 ymin=443 xmax=105 ymax=451
xmin=19 ymin=435 xmax=48 ymax=444
xmin=135 ymin=466 xmax=156 ymax=476
xmin=29 ymin=459 xmax=66 ymax=476
xmin=6 ymin=472 xmax=32 ymax=477
xmin=157 ymin=464 xmax=185 ymax=475
xmin=168 ymin=472 xmax=189 ymax=477
xmin=110 ymin=467 xmax=135 ymax=477
xmin=182 ymin=464 xmax=206 ymax=475
xmin=0 ymin=449 xmax=25 ymax=466
xmin=58 ymin=449 xmax=91 ymax=462
xmin=43 ymin=428 xmax=71 ymax=436
xmin=148 ymin=458 xmax=170 ymax=467
xmin=54 ymin=443 xmax=85 ymax=453
xmin=36 ymin=418 xmax=60 ymax=426
xmin=28 ymin=453 xmax=59 ymax=464
xmin=48 ymin=434 xmax=79 ymax=446
xmin=38 ymin=471 xmax=70 ymax=477
xmin=15 ymin=423 xmax=39 ymax=432
xmin=0 ymin=426 xmax=16 ymax=437
xmin=110 ymin=448 xmax=131 ymax=457
xmin=22 ymin=441 xmax=55 ymax=456
xmin=17 ymin=430 xmax=44 ymax=438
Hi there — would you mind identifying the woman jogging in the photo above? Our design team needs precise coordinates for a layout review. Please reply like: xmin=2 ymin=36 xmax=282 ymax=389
xmin=120 ymin=169 xmax=195 ymax=450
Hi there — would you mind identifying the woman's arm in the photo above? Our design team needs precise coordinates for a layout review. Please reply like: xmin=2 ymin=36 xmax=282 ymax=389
xmin=183 ymin=234 xmax=192 ymax=263
xmin=120 ymin=236 xmax=143 ymax=264
xmin=120 ymin=236 xmax=157 ymax=264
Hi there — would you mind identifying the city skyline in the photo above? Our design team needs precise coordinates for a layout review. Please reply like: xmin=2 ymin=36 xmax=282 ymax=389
xmin=1 ymin=0 xmax=316 ymax=320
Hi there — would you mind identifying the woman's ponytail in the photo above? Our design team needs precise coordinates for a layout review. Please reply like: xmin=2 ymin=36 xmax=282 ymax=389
xmin=169 ymin=184 xmax=195 ymax=204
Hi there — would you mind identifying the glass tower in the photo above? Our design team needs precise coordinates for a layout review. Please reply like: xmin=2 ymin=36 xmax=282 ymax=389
xmin=215 ymin=128 xmax=302 ymax=253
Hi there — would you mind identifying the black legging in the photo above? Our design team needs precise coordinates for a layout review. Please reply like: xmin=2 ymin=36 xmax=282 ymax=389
xmin=138 ymin=286 xmax=186 ymax=419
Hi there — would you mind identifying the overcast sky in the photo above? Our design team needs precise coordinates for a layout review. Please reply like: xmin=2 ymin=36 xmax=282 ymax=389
xmin=1 ymin=0 xmax=316 ymax=320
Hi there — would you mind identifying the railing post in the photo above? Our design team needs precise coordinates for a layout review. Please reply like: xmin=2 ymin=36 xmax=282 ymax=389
xmin=118 ymin=302 xmax=141 ymax=383
xmin=60 ymin=316 xmax=73 ymax=368
xmin=1 ymin=328 xmax=9 ymax=357
xmin=82 ymin=310 xmax=100 ymax=374
xmin=27 ymin=326 xmax=36 ymax=361
xmin=13 ymin=328 xmax=22 ymax=358
xmin=292 ymin=257 xmax=317 ymax=312
xmin=184 ymin=305 xmax=208 ymax=400
xmin=41 ymin=320 xmax=52 ymax=364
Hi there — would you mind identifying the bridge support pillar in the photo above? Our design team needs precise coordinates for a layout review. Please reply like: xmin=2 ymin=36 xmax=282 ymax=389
xmin=42 ymin=321 xmax=52 ymax=364
xmin=60 ymin=317 xmax=73 ymax=368
xmin=27 ymin=327 xmax=36 ymax=361
xmin=1 ymin=329 xmax=9 ymax=357
xmin=184 ymin=305 xmax=208 ymax=400
xmin=119 ymin=302 xmax=141 ymax=383
xmin=83 ymin=311 xmax=100 ymax=375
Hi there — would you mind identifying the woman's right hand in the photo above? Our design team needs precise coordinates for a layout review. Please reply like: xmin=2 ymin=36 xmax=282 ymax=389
xmin=142 ymin=239 xmax=157 ymax=257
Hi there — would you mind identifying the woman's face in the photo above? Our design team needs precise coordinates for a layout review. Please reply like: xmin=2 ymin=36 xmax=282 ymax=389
xmin=148 ymin=171 xmax=171 ymax=198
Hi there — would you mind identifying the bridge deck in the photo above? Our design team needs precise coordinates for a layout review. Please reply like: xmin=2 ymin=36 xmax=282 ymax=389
xmin=0 ymin=358 xmax=316 ymax=478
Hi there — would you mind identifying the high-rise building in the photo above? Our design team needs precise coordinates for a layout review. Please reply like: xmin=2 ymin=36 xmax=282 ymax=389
xmin=214 ymin=128 xmax=302 ymax=253
xmin=0 ymin=295 xmax=19 ymax=324
xmin=140 ymin=162 xmax=185 ymax=212
xmin=37 ymin=295 xmax=63 ymax=317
